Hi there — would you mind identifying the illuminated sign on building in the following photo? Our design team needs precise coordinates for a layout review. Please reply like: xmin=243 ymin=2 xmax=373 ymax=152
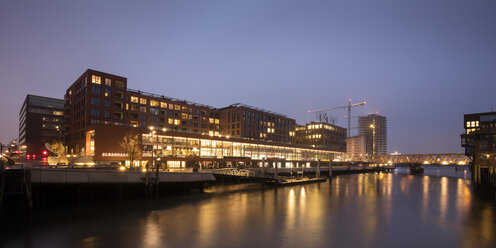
xmin=102 ymin=153 xmax=128 ymax=157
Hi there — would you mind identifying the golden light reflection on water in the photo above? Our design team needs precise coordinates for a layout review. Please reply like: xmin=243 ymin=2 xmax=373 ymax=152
xmin=142 ymin=212 xmax=162 ymax=248
xmin=439 ymin=177 xmax=448 ymax=223
xmin=480 ymin=206 xmax=494 ymax=246
xmin=456 ymin=178 xmax=471 ymax=220
xmin=8 ymin=169 xmax=496 ymax=248
xmin=287 ymin=188 xmax=296 ymax=228
xmin=421 ymin=176 xmax=430 ymax=221
xmin=77 ymin=172 xmax=492 ymax=248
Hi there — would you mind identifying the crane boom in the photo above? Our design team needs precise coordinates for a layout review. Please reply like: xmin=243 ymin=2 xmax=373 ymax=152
xmin=307 ymin=99 xmax=366 ymax=137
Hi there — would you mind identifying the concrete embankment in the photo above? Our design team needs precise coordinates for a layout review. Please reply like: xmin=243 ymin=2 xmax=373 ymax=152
xmin=1 ymin=168 xmax=216 ymax=209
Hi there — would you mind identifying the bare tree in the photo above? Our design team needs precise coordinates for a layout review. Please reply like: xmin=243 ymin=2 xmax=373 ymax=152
xmin=120 ymin=133 xmax=142 ymax=167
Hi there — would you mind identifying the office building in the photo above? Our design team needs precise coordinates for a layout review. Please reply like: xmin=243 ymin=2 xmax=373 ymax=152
xmin=295 ymin=122 xmax=346 ymax=152
xmin=219 ymin=103 xmax=296 ymax=144
xmin=60 ymin=69 xmax=344 ymax=167
xmin=346 ymin=135 xmax=366 ymax=161
xmin=461 ymin=111 xmax=496 ymax=164
xmin=19 ymin=95 xmax=65 ymax=160
xmin=358 ymin=114 xmax=387 ymax=157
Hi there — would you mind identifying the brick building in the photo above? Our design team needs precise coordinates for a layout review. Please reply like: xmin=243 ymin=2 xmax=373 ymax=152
xmin=219 ymin=103 xmax=296 ymax=144
xmin=21 ymin=69 xmax=347 ymax=167
xmin=295 ymin=122 xmax=347 ymax=152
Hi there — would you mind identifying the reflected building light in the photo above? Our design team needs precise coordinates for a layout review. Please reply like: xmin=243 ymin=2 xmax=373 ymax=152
xmin=143 ymin=214 xmax=162 ymax=247
xmin=422 ymin=176 xmax=429 ymax=220
xmin=440 ymin=177 xmax=448 ymax=223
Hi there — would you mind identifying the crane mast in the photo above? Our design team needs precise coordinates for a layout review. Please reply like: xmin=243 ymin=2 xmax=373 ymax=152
xmin=307 ymin=99 xmax=366 ymax=137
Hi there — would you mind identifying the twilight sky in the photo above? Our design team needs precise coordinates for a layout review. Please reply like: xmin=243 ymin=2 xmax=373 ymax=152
xmin=1 ymin=0 xmax=495 ymax=153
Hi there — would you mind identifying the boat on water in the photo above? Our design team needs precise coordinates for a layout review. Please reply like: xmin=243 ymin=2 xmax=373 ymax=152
xmin=409 ymin=164 xmax=424 ymax=175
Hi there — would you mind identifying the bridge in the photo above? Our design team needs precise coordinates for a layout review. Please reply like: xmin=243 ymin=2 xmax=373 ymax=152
xmin=371 ymin=153 xmax=471 ymax=165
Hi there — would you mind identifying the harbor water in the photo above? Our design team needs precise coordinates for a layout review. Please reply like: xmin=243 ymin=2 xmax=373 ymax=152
xmin=2 ymin=167 xmax=496 ymax=248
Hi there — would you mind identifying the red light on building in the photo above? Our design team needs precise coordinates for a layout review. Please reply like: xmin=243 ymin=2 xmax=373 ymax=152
xmin=42 ymin=150 xmax=48 ymax=156
xmin=27 ymin=154 xmax=31 ymax=160
xmin=33 ymin=155 xmax=36 ymax=160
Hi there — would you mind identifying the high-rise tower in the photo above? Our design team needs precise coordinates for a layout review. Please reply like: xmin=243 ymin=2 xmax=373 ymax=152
xmin=358 ymin=114 xmax=387 ymax=157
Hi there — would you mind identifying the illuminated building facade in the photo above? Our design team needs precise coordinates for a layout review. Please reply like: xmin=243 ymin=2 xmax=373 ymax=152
xmin=346 ymin=135 xmax=366 ymax=161
xmin=61 ymin=69 xmax=344 ymax=167
xmin=19 ymin=95 xmax=65 ymax=160
xmin=219 ymin=103 xmax=296 ymax=144
xmin=461 ymin=111 xmax=496 ymax=165
xmin=295 ymin=122 xmax=346 ymax=152
xmin=65 ymin=69 xmax=220 ymax=157
xmin=358 ymin=114 xmax=387 ymax=157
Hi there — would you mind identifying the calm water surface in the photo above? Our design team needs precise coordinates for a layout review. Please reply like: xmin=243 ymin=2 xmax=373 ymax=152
xmin=2 ymin=169 xmax=496 ymax=248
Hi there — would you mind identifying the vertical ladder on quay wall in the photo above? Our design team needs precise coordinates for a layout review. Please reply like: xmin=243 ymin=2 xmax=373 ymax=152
xmin=0 ymin=162 xmax=33 ymax=211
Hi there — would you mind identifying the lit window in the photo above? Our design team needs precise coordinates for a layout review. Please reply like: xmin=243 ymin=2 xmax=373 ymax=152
xmin=140 ymin=98 xmax=147 ymax=105
xmin=174 ymin=119 xmax=180 ymax=125
xmin=169 ymin=104 xmax=174 ymax=110
xmin=168 ymin=118 xmax=174 ymax=124
xmin=476 ymin=121 xmax=479 ymax=127
xmin=105 ymin=78 xmax=111 ymax=86
xmin=209 ymin=118 xmax=214 ymax=123
xmin=182 ymin=113 xmax=188 ymax=119
xmin=175 ymin=105 xmax=181 ymax=111
xmin=130 ymin=96 xmax=139 ymax=103
xmin=91 ymin=75 xmax=101 ymax=84
xmin=150 ymin=100 xmax=159 ymax=107
xmin=161 ymin=102 xmax=167 ymax=108
xmin=215 ymin=119 xmax=220 ymax=124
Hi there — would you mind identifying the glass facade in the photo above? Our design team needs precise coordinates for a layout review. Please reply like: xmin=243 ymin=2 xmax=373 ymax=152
xmin=141 ymin=134 xmax=341 ymax=163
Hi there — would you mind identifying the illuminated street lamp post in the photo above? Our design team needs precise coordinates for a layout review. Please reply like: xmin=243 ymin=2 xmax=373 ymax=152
xmin=145 ymin=126 xmax=157 ymax=190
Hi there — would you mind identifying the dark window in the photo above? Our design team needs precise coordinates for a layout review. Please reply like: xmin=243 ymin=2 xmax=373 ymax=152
xmin=105 ymin=99 xmax=110 ymax=107
xmin=150 ymin=107 xmax=159 ymax=115
xmin=91 ymin=109 xmax=100 ymax=117
xmin=91 ymin=97 xmax=100 ymax=106
xmin=92 ymin=86 xmax=100 ymax=95
xmin=104 ymin=110 xmax=110 ymax=118
xmin=139 ymin=115 xmax=146 ymax=121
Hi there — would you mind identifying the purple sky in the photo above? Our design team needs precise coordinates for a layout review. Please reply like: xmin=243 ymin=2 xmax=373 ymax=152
xmin=1 ymin=0 xmax=495 ymax=153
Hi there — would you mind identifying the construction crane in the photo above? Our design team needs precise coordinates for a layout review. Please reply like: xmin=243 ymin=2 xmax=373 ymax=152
xmin=307 ymin=99 xmax=366 ymax=137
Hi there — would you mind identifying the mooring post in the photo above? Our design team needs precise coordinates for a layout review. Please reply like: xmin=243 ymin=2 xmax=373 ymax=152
xmin=274 ymin=160 xmax=278 ymax=180
xmin=262 ymin=158 xmax=265 ymax=178
xmin=317 ymin=159 xmax=321 ymax=178
xmin=329 ymin=160 xmax=333 ymax=179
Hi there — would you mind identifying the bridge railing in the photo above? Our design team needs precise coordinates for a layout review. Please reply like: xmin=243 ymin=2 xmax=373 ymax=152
xmin=210 ymin=168 xmax=261 ymax=177
xmin=371 ymin=153 xmax=471 ymax=165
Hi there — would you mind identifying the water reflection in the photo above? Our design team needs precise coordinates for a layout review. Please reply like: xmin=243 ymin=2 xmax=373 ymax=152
xmin=2 ymin=171 xmax=496 ymax=248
